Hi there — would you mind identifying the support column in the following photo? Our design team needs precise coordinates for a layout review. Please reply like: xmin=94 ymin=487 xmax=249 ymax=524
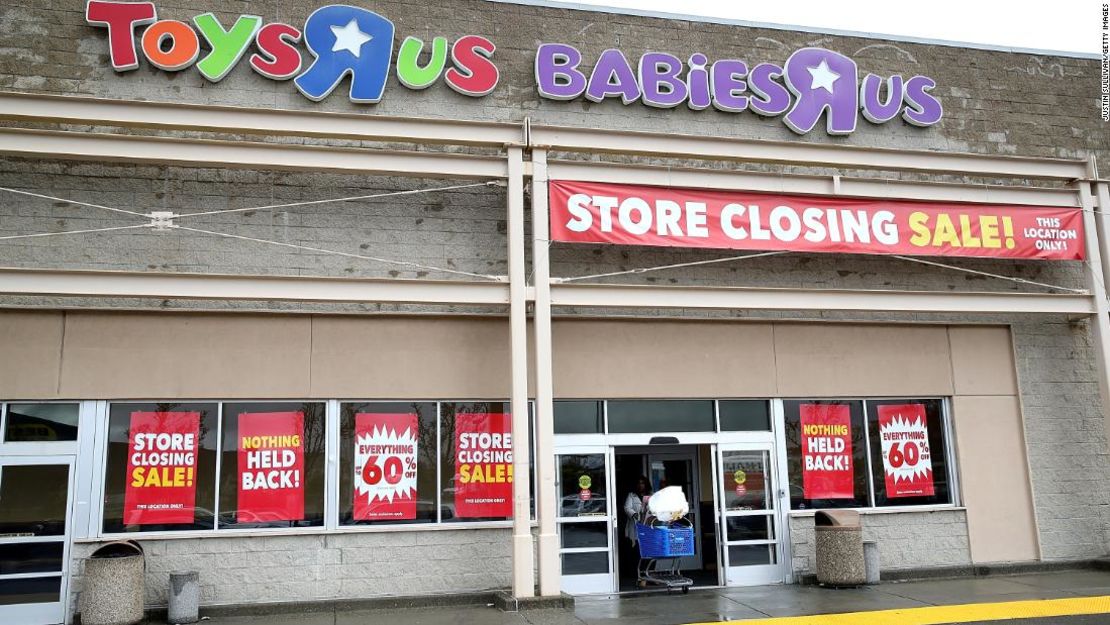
xmin=1078 ymin=161 xmax=1110 ymax=447
xmin=530 ymin=148 xmax=560 ymax=596
xmin=507 ymin=145 xmax=535 ymax=598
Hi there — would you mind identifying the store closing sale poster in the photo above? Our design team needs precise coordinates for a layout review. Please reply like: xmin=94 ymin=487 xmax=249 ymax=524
xmin=124 ymin=411 xmax=201 ymax=525
xmin=454 ymin=412 xmax=513 ymax=518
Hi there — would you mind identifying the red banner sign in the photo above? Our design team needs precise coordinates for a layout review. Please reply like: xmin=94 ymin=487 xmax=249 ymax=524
xmin=877 ymin=404 xmax=935 ymax=498
xmin=237 ymin=412 xmax=305 ymax=522
xmin=454 ymin=412 xmax=513 ymax=518
xmin=800 ymin=404 xmax=854 ymax=500
xmin=124 ymin=411 xmax=200 ymax=525
xmin=354 ymin=413 xmax=419 ymax=521
xmin=550 ymin=180 xmax=1085 ymax=260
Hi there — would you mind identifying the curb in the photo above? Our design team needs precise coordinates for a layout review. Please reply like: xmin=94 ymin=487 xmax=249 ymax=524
xmin=797 ymin=558 xmax=1110 ymax=586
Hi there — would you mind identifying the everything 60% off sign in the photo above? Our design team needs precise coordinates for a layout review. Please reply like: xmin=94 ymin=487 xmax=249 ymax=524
xmin=877 ymin=404 xmax=935 ymax=498
xmin=354 ymin=413 xmax=419 ymax=520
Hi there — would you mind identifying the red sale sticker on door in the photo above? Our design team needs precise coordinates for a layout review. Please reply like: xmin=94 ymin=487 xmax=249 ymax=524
xmin=800 ymin=404 xmax=854 ymax=499
xmin=454 ymin=412 xmax=513 ymax=518
xmin=237 ymin=412 xmax=305 ymax=522
xmin=354 ymin=413 xmax=419 ymax=521
xmin=124 ymin=411 xmax=200 ymax=525
xmin=877 ymin=404 xmax=935 ymax=498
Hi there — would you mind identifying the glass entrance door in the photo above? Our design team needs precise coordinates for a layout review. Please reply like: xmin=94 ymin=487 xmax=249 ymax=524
xmin=717 ymin=444 xmax=785 ymax=585
xmin=645 ymin=450 xmax=702 ymax=572
xmin=556 ymin=448 xmax=614 ymax=594
xmin=0 ymin=456 xmax=74 ymax=625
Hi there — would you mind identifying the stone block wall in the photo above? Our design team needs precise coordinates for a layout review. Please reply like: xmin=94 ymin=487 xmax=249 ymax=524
xmin=788 ymin=509 xmax=972 ymax=575
xmin=67 ymin=528 xmax=512 ymax=616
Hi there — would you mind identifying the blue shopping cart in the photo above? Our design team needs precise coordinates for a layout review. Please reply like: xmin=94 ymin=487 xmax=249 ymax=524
xmin=635 ymin=517 xmax=694 ymax=593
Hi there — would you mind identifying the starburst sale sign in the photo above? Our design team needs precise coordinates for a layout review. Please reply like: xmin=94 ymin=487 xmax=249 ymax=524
xmin=799 ymin=404 xmax=854 ymax=500
xmin=124 ymin=411 xmax=200 ymax=525
xmin=877 ymin=404 xmax=935 ymax=498
xmin=454 ymin=412 xmax=513 ymax=518
xmin=237 ymin=412 xmax=305 ymax=522
xmin=354 ymin=413 xmax=419 ymax=520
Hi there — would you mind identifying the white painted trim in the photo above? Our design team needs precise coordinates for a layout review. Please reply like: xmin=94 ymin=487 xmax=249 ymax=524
xmin=507 ymin=146 xmax=536 ymax=598
xmin=786 ymin=505 xmax=967 ymax=517
xmin=549 ymin=283 xmax=1095 ymax=315
xmin=0 ymin=92 xmax=522 ymax=147
xmin=0 ymin=128 xmax=509 ymax=179
xmin=545 ymin=161 xmax=1084 ymax=204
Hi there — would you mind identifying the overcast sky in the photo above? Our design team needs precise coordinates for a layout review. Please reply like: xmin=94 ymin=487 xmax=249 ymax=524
xmin=542 ymin=0 xmax=1104 ymax=56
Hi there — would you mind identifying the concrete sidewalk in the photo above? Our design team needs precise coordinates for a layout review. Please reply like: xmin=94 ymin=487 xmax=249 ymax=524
xmin=173 ymin=569 xmax=1110 ymax=625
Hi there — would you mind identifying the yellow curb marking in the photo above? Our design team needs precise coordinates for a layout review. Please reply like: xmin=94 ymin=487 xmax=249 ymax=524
xmin=687 ymin=595 xmax=1110 ymax=625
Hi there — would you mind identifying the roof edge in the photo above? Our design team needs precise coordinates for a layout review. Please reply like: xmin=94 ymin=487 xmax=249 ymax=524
xmin=487 ymin=0 xmax=1100 ymax=60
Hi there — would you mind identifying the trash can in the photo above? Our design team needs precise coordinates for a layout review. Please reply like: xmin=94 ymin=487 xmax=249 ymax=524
xmin=863 ymin=541 xmax=881 ymax=585
xmin=80 ymin=540 xmax=145 ymax=625
xmin=168 ymin=570 xmax=200 ymax=624
xmin=814 ymin=510 xmax=865 ymax=587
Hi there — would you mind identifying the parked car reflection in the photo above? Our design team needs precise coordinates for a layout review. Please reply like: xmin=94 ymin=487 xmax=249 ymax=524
xmin=560 ymin=494 xmax=606 ymax=517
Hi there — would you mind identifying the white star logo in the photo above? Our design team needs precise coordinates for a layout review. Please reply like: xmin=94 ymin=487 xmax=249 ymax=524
xmin=807 ymin=60 xmax=840 ymax=93
xmin=330 ymin=19 xmax=372 ymax=58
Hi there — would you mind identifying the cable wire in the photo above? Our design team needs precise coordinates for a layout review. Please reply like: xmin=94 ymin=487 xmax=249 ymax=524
xmin=0 ymin=224 xmax=153 ymax=241
xmin=890 ymin=254 xmax=1088 ymax=294
xmin=173 ymin=181 xmax=499 ymax=219
xmin=0 ymin=186 xmax=149 ymax=219
xmin=554 ymin=250 xmax=789 ymax=283
xmin=173 ymin=225 xmax=505 ymax=282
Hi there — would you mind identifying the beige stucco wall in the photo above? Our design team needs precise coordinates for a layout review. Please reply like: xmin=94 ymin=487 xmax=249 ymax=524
xmin=0 ymin=311 xmax=1037 ymax=563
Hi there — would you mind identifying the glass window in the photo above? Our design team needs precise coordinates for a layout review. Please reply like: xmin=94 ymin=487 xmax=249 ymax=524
xmin=440 ymin=402 xmax=513 ymax=522
xmin=720 ymin=450 xmax=773 ymax=511
xmin=218 ymin=402 xmax=326 ymax=529
xmin=728 ymin=544 xmax=776 ymax=566
xmin=0 ymin=576 xmax=61 ymax=606
xmin=783 ymin=400 xmax=869 ymax=510
xmin=0 ymin=464 xmax=69 ymax=536
xmin=554 ymin=401 xmax=603 ymax=434
xmin=0 ymin=542 xmax=64 ymax=575
xmin=560 ymin=524 xmax=608 ymax=549
xmin=558 ymin=454 xmax=607 ymax=518
xmin=866 ymin=399 xmax=952 ymax=507
xmin=719 ymin=400 xmax=771 ymax=432
xmin=339 ymin=402 xmax=438 ymax=526
xmin=4 ymin=403 xmax=79 ymax=442
xmin=606 ymin=400 xmax=714 ymax=433
xmin=103 ymin=403 xmax=218 ymax=533
xmin=562 ymin=551 xmax=608 ymax=575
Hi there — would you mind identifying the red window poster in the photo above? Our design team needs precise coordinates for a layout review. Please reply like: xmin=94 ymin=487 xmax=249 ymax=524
xmin=800 ymin=404 xmax=854 ymax=500
xmin=237 ymin=412 xmax=305 ymax=522
xmin=454 ymin=412 xmax=513 ymax=518
xmin=123 ymin=411 xmax=200 ymax=525
xmin=353 ymin=413 xmax=419 ymax=521
xmin=877 ymin=404 xmax=935 ymax=498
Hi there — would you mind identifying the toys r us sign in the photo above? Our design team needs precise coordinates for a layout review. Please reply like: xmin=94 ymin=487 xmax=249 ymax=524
xmin=86 ymin=1 xmax=943 ymax=135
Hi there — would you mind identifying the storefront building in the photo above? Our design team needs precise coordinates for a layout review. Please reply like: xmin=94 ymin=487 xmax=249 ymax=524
xmin=0 ymin=1 xmax=1108 ymax=623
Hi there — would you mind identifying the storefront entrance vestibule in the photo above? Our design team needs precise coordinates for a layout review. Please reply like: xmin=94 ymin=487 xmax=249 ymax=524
xmin=554 ymin=410 xmax=791 ymax=595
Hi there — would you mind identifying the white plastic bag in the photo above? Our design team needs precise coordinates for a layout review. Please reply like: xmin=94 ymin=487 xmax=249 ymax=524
xmin=647 ymin=485 xmax=689 ymax=523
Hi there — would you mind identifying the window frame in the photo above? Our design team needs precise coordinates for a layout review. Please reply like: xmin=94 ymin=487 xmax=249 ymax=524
xmin=780 ymin=396 xmax=962 ymax=515
xmin=0 ymin=401 xmax=82 ymax=456
xmin=93 ymin=398 xmax=536 ymax=540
